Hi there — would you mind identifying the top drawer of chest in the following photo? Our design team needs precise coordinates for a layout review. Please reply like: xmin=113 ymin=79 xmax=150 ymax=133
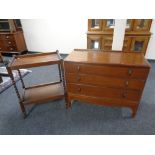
xmin=64 ymin=62 xmax=149 ymax=79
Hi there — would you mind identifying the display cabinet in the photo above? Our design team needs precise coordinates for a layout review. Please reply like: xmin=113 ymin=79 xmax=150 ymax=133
xmin=123 ymin=19 xmax=152 ymax=54
xmin=87 ymin=19 xmax=152 ymax=54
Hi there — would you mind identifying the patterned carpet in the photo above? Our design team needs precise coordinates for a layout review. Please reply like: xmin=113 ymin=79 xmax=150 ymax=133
xmin=0 ymin=67 xmax=31 ymax=94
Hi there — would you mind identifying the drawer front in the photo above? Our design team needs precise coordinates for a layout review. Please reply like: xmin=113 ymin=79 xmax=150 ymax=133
xmin=3 ymin=40 xmax=16 ymax=46
xmin=64 ymin=63 xmax=149 ymax=79
xmin=6 ymin=46 xmax=17 ymax=51
xmin=0 ymin=34 xmax=14 ymax=40
xmin=0 ymin=45 xmax=7 ymax=51
xmin=66 ymin=73 xmax=145 ymax=90
xmin=67 ymin=83 xmax=141 ymax=101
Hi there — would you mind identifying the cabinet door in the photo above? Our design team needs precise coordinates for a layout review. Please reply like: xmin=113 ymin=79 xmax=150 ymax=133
xmin=87 ymin=35 xmax=102 ymax=49
xmin=130 ymin=37 xmax=150 ymax=54
xmin=102 ymin=35 xmax=113 ymax=50
xmin=88 ymin=19 xmax=102 ymax=31
xmin=133 ymin=19 xmax=152 ymax=31
xmin=125 ymin=19 xmax=134 ymax=31
xmin=102 ymin=19 xmax=115 ymax=31
xmin=123 ymin=37 xmax=132 ymax=51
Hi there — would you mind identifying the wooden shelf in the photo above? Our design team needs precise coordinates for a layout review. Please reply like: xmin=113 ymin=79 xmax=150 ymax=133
xmin=7 ymin=51 xmax=65 ymax=118
xmin=9 ymin=51 xmax=61 ymax=69
xmin=23 ymin=82 xmax=64 ymax=105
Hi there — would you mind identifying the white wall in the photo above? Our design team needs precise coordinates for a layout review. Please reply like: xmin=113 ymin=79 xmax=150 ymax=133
xmin=21 ymin=19 xmax=155 ymax=59
xmin=112 ymin=19 xmax=126 ymax=50
xmin=21 ymin=19 xmax=87 ymax=54
xmin=145 ymin=20 xmax=155 ymax=59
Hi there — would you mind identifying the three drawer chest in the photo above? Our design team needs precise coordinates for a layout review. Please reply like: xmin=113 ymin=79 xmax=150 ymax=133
xmin=64 ymin=49 xmax=151 ymax=117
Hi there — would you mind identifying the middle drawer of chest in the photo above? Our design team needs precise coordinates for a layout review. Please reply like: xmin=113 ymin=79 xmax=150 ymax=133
xmin=65 ymin=73 xmax=145 ymax=90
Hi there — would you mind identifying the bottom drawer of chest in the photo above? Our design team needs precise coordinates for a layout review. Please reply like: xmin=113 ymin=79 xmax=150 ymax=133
xmin=67 ymin=83 xmax=142 ymax=101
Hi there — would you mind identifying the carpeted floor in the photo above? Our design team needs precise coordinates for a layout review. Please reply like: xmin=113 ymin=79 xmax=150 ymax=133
xmin=0 ymin=54 xmax=155 ymax=135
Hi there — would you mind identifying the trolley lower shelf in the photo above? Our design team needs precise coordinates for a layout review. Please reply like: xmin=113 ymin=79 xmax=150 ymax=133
xmin=22 ymin=82 xmax=64 ymax=105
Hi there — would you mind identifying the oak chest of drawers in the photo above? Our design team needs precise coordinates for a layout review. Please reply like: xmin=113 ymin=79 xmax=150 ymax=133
xmin=64 ymin=49 xmax=151 ymax=117
xmin=0 ymin=32 xmax=27 ymax=54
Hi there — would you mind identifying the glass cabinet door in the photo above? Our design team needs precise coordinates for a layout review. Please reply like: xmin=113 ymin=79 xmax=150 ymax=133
xmin=87 ymin=35 xmax=101 ymax=49
xmin=0 ymin=20 xmax=10 ymax=31
xmin=125 ymin=19 xmax=134 ymax=31
xmin=102 ymin=19 xmax=115 ymax=31
xmin=133 ymin=19 xmax=152 ymax=31
xmin=88 ymin=19 xmax=102 ymax=31
xmin=130 ymin=37 xmax=149 ymax=53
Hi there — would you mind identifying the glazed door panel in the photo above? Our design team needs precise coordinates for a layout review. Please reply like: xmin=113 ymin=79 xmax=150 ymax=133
xmin=130 ymin=37 xmax=149 ymax=54
xmin=88 ymin=19 xmax=102 ymax=31
xmin=87 ymin=35 xmax=102 ymax=49
xmin=133 ymin=19 xmax=152 ymax=31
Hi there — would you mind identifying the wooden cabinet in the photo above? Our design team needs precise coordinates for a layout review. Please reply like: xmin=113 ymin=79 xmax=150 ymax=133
xmin=123 ymin=19 xmax=152 ymax=54
xmin=0 ymin=19 xmax=27 ymax=54
xmin=64 ymin=49 xmax=151 ymax=117
xmin=88 ymin=19 xmax=152 ymax=54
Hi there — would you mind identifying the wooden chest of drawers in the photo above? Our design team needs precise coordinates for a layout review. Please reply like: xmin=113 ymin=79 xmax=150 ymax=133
xmin=64 ymin=50 xmax=151 ymax=117
xmin=0 ymin=32 xmax=27 ymax=54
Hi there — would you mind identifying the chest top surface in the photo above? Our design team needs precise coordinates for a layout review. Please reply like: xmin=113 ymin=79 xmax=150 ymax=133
xmin=64 ymin=50 xmax=151 ymax=68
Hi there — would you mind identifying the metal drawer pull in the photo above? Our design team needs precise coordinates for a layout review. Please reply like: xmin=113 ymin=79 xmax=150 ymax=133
xmin=77 ymin=88 xmax=81 ymax=92
xmin=128 ymin=69 xmax=132 ymax=76
xmin=77 ymin=77 xmax=81 ymax=81
xmin=77 ymin=66 xmax=80 ymax=71
xmin=125 ymin=81 xmax=129 ymax=86
xmin=8 ymin=41 xmax=11 ymax=44
xmin=6 ymin=36 xmax=9 ymax=39
xmin=122 ymin=93 xmax=126 ymax=98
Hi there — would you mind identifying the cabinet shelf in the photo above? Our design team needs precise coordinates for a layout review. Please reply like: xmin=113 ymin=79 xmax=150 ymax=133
xmin=23 ymin=82 xmax=64 ymax=105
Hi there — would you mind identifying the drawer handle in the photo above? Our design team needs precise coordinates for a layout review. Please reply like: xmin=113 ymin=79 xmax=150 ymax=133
xmin=10 ymin=48 xmax=13 ymax=50
xmin=122 ymin=93 xmax=126 ymax=98
xmin=77 ymin=66 xmax=80 ymax=71
xmin=0 ymin=47 xmax=2 ymax=50
xmin=6 ymin=36 xmax=9 ymax=39
xmin=77 ymin=77 xmax=81 ymax=81
xmin=8 ymin=41 xmax=11 ymax=44
xmin=128 ymin=69 xmax=132 ymax=76
xmin=77 ymin=88 xmax=81 ymax=92
xmin=125 ymin=81 xmax=129 ymax=86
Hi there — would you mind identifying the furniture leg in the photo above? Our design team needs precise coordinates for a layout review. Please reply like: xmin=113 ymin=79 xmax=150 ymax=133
xmin=7 ymin=67 xmax=27 ymax=117
xmin=58 ymin=64 xmax=62 ymax=82
xmin=17 ymin=69 xmax=25 ymax=88
xmin=132 ymin=105 xmax=138 ymax=118
xmin=60 ymin=60 xmax=68 ymax=108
